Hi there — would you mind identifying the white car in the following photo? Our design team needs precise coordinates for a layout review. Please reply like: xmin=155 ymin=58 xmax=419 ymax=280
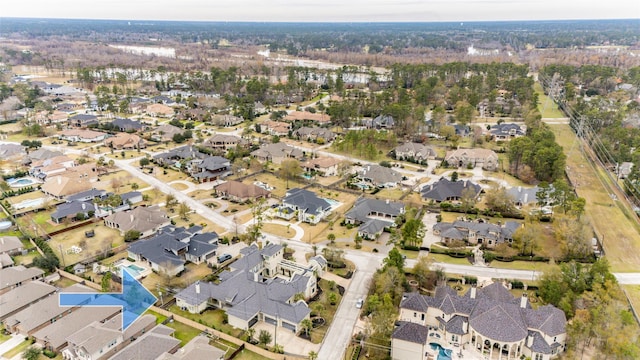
xmin=356 ymin=298 xmax=364 ymax=309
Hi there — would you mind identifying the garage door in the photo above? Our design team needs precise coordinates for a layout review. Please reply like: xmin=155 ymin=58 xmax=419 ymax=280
xmin=282 ymin=321 xmax=296 ymax=332
xmin=265 ymin=316 xmax=277 ymax=326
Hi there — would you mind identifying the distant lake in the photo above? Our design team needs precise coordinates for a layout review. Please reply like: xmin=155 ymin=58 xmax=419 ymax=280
xmin=109 ymin=45 xmax=175 ymax=58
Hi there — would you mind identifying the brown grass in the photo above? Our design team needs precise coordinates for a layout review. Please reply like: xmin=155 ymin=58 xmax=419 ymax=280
xmin=550 ymin=124 xmax=640 ymax=272
xmin=49 ymin=224 xmax=123 ymax=266
xmin=261 ymin=223 xmax=295 ymax=239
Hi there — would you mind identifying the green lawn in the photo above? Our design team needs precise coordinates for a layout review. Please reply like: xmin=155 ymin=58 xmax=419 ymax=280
xmin=232 ymin=349 xmax=272 ymax=360
xmin=2 ymin=340 xmax=32 ymax=359
xmin=145 ymin=309 xmax=168 ymax=324
xmin=168 ymin=306 xmax=242 ymax=337
xmin=487 ymin=260 xmax=557 ymax=274
xmin=0 ymin=325 xmax=10 ymax=344
xmin=534 ymin=82 xmax=565 ymax=119
xmin=164 ymin=319 xmax=201 ymax=346
xmin=428 ymin=253 xmax=472 ymax=266
xmin=308 ymin=279 xmax=343 ymax=344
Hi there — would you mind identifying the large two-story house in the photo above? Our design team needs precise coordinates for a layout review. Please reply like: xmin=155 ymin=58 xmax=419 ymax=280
xmin=281 ymin=188 xmax=332 ymax=224
xmin=175 ymin=243 xmax=326 ymax=333
xmin=393 ymin=283 xmax=566 ymax=360
xmin=345 ymin=198 xmax=405 ymax=240
xmin=432 ymin=219 xmax=521 ymax=248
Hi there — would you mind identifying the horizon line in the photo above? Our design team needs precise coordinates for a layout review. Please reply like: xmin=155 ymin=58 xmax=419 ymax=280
xmin=2 ymin=16 xmax=639 ymax=24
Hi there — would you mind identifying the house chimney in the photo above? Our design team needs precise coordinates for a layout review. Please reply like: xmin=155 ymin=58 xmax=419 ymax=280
xmin=470 ymin=284 xmax=476 ymax=299
xmin=518 ymin=186 xmax=522 ymax=192
xmin=521 ymin=293 xmax=528 ymax=308
xmin=526 ymin=334 xmax=533 ymax=347
xmin=1 ymin=238 xmax=4 ymax=245
xmin=195 ymin=281 xmax=200 ymax=294
xmin=81 ymin=203 xmax=86 ymax=210
xmin=386 ymin=199 xmax=389 ymax=204
xmin=367 ymin=165 xmax=371 ymax=171
xmin=57 ymin=177 xmax=62 ymax=185
xmin=130 ymin=215 xmax=134 ymax=223
xmin=462 ymin=320 xmax=468 ymax=333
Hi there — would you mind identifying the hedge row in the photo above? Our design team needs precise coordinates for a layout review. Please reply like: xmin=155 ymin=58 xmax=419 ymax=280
xmin=439 ymin=202 xmax=525 ymax=220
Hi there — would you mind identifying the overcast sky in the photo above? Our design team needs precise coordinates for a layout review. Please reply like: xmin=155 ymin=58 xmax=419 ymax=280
xmin=2 ymin=0 xmax=639 ymax=22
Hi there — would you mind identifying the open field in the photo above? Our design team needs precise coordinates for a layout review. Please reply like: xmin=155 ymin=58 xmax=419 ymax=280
xmin=49 ymin=223 xmax=123 ymax=266
xmin=171 ymin=212 xmax=226 ymax=234
xmin=170 ymin=182 xmax=189 ymax=191
xmin=242 ymin=172 xmax=306 ymax=198
xmin=550 ymin=124 xmax=640 ymax=272
xmin=152 ymin=167 xmax=190 ymax=183
xmin=534 ymin=82 xmax=565 ymax=119
xmin=428 ymin=253 xmax=473 ymax=266
xmin=16 ymin=210 xmax=65 ymax=235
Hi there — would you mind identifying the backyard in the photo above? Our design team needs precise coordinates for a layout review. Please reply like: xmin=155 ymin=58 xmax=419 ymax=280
xmin=48 ymin=223 xmax=122 ymax=266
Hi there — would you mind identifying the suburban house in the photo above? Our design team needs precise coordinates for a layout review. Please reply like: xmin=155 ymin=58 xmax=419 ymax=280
xmin=0 ymin=143 xmax=26 ymax=161
xmin=30 ymin=155 xmax=76 ymax=178
xmin=282 ymin=188 xmax=332 ymax=224
xmin=33 ymin=306 xmax=122 ymax=352
xmin=293 ymin=126 xmax=336 ymax=143
xmin=302 ymin=157 xmax=342 ymax=177
xmin=153 ymin=146 xmax=231 ymax=182
xmin=34 ymin=110 xmax=68 ymax=125
xmin=50 ymin=201 xmax=94 ymax=224
xmin=62 ymin=314 xmax=156 ymax=360
xmin=68 ymin=114 xmax=98 ymax=128
xmin=284 ymin=110 xmax=331 ymax=125
xmin=214 ymin=180 xmax=270 ymax=203
xmin=393 ymin=283 xmax=566 ymax=360
xmin=262 ymin=120 xmax=291 ymax=136
xmin=357 ymin=164 xmax=403 ymax=188
xmin=26 ymin=148 xmax=63 ymax=163
xmin=0 ymin=281 xmax=56 ymax=321
xmin=0 ymin=236 xmax=24 ymax=256
xmin=211 ymin=114 xmax=244 ymax=127
xmin=175 ymin=243 xmax=325 ymax=333
xmin=146 ymin=103 xmax=174 ymax=117
xmin=157 ymin=335 xmax=225 ymax=360
xmin=203 ymin=134 xmax=248 ymax=151
xmin=345 ymin=198 xmax=405 ymax=240
xmin=104 ymin=133 xmax=146 ymax=150
xmin=188 ymin=156 xmax=231 ymax=183
xmin=432 ymin=219 xmax=521 ymax=248
xmin=367 ymin=115 xmax=395 ymax=129
xmin=490 ymin=123 xmax=526 ymax=141
xmin=251 ymin=143 xmax=305 ymax=164
xmin=104 ymin=205 xmax=170 ymax=238
xmin=128 ymin=226 xmax=219 ymax=276
xmin=394 ymin=143 xmax=437 ymax=163
xmin=41 ymin=176 xmax=93 ymax=199
xmin=110 ymin=117 xmax=145 ymax=132
xmin=59 ymin=129 xmax=108 ymax=143
xmin=108 ymin=324 xmax=181 ymax=360
xmin=507 ymin=186 xmax=543 ymax=207
xmin=445 ymin=148 xmax=499 ymax=171
xmin=151 ymin=124 xmax=184 ymax=142
xmin=51 ymin=191 xmax=142 ymax=223
xmin=421 ymin=178 xmax=482 ymax=203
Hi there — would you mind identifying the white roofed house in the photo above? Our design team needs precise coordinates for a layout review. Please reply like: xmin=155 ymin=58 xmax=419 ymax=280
xmin=104 ymin=205 xmax=170 ymax=238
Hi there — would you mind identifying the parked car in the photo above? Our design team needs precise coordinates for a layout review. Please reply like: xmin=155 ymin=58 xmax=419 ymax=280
xmin=217 ymin=253 xmax=232 ymax=263
xmin=356 ymin=298 xmax=364 ymax=309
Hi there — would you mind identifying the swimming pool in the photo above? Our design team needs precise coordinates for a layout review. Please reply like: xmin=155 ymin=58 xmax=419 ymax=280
xmin=13 ymin=198 xmax=46 ymax=210
xmin=8 ymin=178 xmax=36 ymax=188
xmin=430 ymin=343 xmax=452 ymax=360
xmin=119 ymin=263 xmax=145 ymax=279
xmin=0 ymin=220 xmax=12 ymax=230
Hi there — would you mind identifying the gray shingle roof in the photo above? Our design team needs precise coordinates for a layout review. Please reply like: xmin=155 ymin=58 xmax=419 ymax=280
xmin=392 ymin=321 xmax=429 ymax=344
xmin=176 ymin=244 xmax=311 ymax=325
xmin=358 ymin=165 xmax=402 ymax=186
xmin=345 ymin=197 xmax=404 ymax=223
xmin=283 ymin=188 xmax=331 ymax=216
xmin=51 ymin=201 xmax=95 ymax=220
xmin=109 ymin=325 xmax=180 ymax=360
xmin=421 ymin=178 xmax=482 ymax=202
xmin=0 ymin=281 xmax=56 ymax=319
xmin=400 ymin=283 xmax=566 ymax=347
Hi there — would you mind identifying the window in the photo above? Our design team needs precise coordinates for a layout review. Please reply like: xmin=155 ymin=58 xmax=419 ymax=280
xmin=421 ymin=313 xmax=425 ymax=321
xmin=535 ymin=354 xmax=543 ymax=360
xmin=414 ymin=312 xmax=417 ymax=317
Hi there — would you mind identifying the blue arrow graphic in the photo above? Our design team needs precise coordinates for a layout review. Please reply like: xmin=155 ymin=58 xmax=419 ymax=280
xmin=59 ymin=268 xmax=157 ymax=331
